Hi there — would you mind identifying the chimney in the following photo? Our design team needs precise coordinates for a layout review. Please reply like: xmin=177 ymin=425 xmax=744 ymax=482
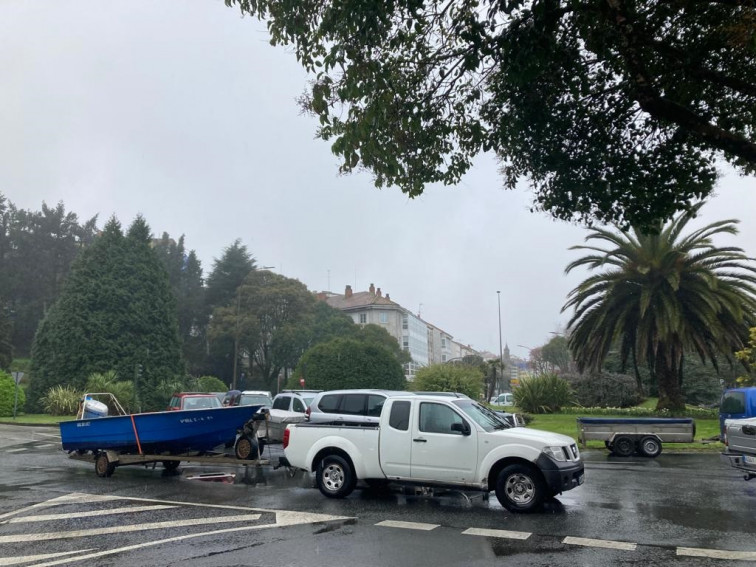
xmin=386 ymin=293 xmax=390 ymax=300
xmin=377 ymin=288 xmax=382 ymax=297
xmin=369 ymin=283 xmax=375 ymax=295
xmin=345 ymin=285 xmax=353 ymax=298
xmin=316 ymin=292 xmax=327 ymax=301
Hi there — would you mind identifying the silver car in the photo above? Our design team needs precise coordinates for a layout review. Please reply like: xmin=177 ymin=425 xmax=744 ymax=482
xmin=305 ymin=389 xmax=410 ymax=425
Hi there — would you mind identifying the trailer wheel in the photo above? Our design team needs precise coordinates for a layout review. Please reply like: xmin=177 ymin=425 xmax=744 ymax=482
xmin=316 ymin=455 xmax=356 ymax=499
xmin=95 ymin=453 xmax=115 ymax=477
xmin=494 ymin=463 xmax=546 ymax=513
xmin=638 ymin=436 xmax=662 ymax=458
xmin=612 ymin=435 xmax=635 ymax=457
xmin=235 ymin=435 xmax=259 ymax=460
xmin=162 ymin=460 xmax=181 ymax=471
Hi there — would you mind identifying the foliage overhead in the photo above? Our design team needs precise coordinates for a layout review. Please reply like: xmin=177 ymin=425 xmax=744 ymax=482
xmin=225 ymin=0 xmax=756 ymax=227
xmin=291 ymin=337 xmax=406 ymax=391
xmin=30 ymin=216 xmax=185 ymax=411
xmin=413 ymin=363 xmax=485 ymax=400
xmin=564 ymin=203 xmax=756 ymax=410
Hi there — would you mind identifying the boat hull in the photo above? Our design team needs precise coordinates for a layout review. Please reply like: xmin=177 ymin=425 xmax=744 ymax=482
xmin=60 ymin=405 xmax=262 ymax=454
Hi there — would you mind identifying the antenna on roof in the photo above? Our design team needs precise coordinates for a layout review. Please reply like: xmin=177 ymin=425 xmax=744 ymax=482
xmin=418 ymin=303 xmax=423 ymax=318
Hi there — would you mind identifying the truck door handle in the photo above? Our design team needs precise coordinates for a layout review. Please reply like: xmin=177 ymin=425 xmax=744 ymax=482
xmin=413 ymin=438 xmax=427 ymax=443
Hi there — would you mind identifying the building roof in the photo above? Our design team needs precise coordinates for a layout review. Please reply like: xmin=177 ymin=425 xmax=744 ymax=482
xmin=325 ymin=291 xmax=399 ymax=311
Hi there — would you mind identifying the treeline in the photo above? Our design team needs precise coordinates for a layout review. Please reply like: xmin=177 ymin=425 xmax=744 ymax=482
xmin=0 ymin=194 xmax=410 ymax=412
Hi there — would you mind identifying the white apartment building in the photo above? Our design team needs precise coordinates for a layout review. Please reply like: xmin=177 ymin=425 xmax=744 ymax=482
xmin=322 ymin=283 xmax=477 ymax=381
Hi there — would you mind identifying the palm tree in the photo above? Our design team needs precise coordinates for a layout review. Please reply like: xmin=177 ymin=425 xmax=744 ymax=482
xmin=563 ymin=204 xmax=756 ymax=411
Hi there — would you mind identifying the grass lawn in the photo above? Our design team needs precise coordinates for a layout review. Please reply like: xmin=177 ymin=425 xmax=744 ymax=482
xmin=0 ymin=414 xmax=74 ymax=425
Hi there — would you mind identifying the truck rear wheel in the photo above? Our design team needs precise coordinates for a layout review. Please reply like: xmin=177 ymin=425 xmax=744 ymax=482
xmin=494 ymin=464 xmax=546 ymax=513
xmin=612 ymin=435 xmax=635 ymax=457
xmin=638 ymin=436 xmax=662 ymax=458
xmin=316 ymin=455 xmax=355 ymax=499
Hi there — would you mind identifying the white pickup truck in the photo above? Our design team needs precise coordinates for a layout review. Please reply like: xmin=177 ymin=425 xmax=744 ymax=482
xmin=282 ymin=394 xmax=584 ymax=512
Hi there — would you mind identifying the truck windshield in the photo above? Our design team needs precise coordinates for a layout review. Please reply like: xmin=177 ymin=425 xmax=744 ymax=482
xmin=453 ymin=400 xmax=512 ymax=431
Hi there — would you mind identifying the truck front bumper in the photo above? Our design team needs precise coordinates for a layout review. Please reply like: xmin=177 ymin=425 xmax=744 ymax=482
xmin=721 ymin=452 xmax=756 ymax=479
xmin=535 ymin=454 xmax=585 ymax=494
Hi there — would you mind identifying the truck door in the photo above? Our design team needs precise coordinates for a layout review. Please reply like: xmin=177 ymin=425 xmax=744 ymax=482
xmin=378 ymin=400 xmax=413 ymax=478
xmin=409 ymin=401 xmax=477 ymax=484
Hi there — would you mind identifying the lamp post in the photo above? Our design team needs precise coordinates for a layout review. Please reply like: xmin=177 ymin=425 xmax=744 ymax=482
xmin=497 ymin=291 xmax=504 ymax=393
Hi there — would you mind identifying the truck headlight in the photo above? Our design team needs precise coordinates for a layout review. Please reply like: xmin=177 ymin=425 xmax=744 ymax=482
xmin=543 ymin=446 xmax=567 ymax=462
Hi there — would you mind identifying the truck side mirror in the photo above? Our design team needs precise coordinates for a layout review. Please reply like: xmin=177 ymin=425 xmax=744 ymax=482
xmin=451 ymin=422 xmax=471 ymax=436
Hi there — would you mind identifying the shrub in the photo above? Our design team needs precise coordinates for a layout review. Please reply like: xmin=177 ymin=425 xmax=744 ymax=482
xmin=413 ymin=364 xmax=485 ymax=400
xmin=0 ymin=371 xmax=25 ymax=417
xmin=563 ymin=372 xmax=643 ymax=408
xmin=190 ymin=375 xmax=228 ymax=393
xmin=513 ymin=373 xmax=575 ymax=414
xmin=41 ymin=385 xmax=81 ymax=416
xmin=84 ymin=371 xmax=136 ymax=414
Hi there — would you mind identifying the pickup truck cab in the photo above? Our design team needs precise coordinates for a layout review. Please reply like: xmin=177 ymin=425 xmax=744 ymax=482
xmin=283 ymin=395 xmax=583 ymax=512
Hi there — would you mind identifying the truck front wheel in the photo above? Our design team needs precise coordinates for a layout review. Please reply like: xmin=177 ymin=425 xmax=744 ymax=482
xmin=495 ymin=464 xmax=546 ymax=513
xmin=316 ymin=455 xmax=356 ymax=499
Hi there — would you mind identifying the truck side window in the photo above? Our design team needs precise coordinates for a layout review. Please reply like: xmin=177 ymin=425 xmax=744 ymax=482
xmin=272 ymin=396 xmax=290 ymax=411
xmin=293 ymin=397 xmax=306 ymax=413
xmin=389 ymin=401 xmax=411 ymax=431
xmin=419 ymin=403 xmax=464 ymax=434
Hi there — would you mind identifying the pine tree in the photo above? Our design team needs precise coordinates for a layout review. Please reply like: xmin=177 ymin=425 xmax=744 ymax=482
xmin=30 ymin=216 xmax=185 ymax=411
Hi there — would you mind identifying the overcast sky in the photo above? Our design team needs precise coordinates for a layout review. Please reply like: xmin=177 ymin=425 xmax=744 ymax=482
xmin=2 ymin=0 xmax=755 ymax=359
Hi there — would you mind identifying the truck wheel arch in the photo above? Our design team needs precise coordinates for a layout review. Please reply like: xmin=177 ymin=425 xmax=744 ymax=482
xmin=487 ymin=457 xmax=544 ymax=492
xmin=311 ymin=448 xmax=357 ymax=480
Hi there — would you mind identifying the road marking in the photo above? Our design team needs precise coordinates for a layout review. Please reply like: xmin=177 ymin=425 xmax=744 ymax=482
xmin=5 ymin=448 xmax=26 ymax=453
xmin=678 ymin=547 xmax=756 ymax=561
xmin=376 ymin=520 xmax=439 ymax=531
xmin=0 ymin=549 xmax=94 ymax=566
xmin=462 ymin=527 xmax=531 ymax=540
xmin=6 ymin=505 xmax=178 ymax=523
xmin=0 ymin=514 xmax=262 ymax=543
xmin=563 ymin=536 xmax=637 ymax=551
xmin=0 ymin=495 xmax=353 ymax=567
xmin=36 ymin=444 xmax=56 ymax=448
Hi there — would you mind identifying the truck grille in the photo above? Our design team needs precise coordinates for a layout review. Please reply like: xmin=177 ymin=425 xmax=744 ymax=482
xmin=561 ymin=444 xmax=580 ymax=461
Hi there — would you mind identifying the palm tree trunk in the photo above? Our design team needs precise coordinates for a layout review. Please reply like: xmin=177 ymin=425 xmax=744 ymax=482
xmin=655 ymin=348 xmax=685 ymax=411
xmin=631 ymin=343 xmax=645 ymax=397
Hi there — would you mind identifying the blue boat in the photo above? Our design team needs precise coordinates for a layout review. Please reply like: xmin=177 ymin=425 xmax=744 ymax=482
xmin=60 ymin=399 xmax=262 ymax=454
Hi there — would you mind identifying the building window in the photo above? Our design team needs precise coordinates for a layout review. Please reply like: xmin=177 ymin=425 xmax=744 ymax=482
xmin=442 ymin=354 xmax=447 ymax=362
xmin=402 ymin=314 xmax=408 ymax=330
xmin=359 ymin=313 xmax=367 ymax=324
xmin=380 ymin=312 xmax=388 ymax=324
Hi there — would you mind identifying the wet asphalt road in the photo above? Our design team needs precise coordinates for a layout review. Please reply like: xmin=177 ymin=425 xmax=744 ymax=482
xmin=1 ymin=424 xmax=755 ymax=566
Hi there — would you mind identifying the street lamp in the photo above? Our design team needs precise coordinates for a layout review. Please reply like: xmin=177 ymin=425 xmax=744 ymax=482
xmin=497 ymin=291 xmax=504 ymax=393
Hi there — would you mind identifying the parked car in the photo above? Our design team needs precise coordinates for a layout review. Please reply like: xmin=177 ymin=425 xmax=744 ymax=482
xmin=253 ymin=390 xmax=322 ymax=445
xmin=721 ymin=417 xmax=756 ymax=480
xmin=272 ymin=390 xmax=321 ymax=413
xmin=166 ymin=392 xmax=223 ymax=411
xmin=223 ymin=390 xmax=273 ymax=408
xmin=306 ymin=389 xmax=406 ymax=425
xmin=490 ymin=393 xmax=514 ymax=406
